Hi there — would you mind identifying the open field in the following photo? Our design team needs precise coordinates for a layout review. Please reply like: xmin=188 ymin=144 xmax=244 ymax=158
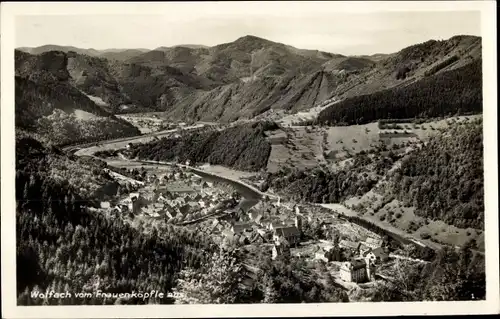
xmin=265 ymin=115 xmax=480 ymax=172
xmin=266 ymin=127 xmax=326 ymax=172
xmin=343 ymin=193 xmax=484 ymax=250
xmin=117 ymin=114 xmax=166 ymax=134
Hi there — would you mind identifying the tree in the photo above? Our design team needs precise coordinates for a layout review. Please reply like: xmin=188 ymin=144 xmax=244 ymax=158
xmin=172 ymin=249 xmax=242 ymax=304
xmin=262 ymin=274 xmax=279 ymax=303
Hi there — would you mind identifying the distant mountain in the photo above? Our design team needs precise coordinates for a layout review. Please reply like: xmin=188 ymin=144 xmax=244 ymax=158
xmin=329 ymin=35 xmax=482 ymax=101
xmin=16 ymin=45 xmax=150 ymax=61
xmin=15 ymin=35 xmax=482 ymax=123
xmin=15 ymin=50 xmax=141 ymax=146
xmin=98 ymin=49 xmax=151 ymax=61
xmin=129 ymin=35 xmax=341 ymax=83
xmin=17 ymin=45 xmax=102 ymax=57
xmin=172 ymin=44 xmax=210 ymax=49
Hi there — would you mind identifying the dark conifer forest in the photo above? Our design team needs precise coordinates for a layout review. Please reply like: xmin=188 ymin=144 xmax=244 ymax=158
xmin=16 ymin=136 xmax=214 ymax=305
xmin=317 ymin=61 xmax=482 ymax=125
xmin=390 ymin=120 xmax=484 ymax=229
xmin=129 ymin=122 xmax=277 ymax=171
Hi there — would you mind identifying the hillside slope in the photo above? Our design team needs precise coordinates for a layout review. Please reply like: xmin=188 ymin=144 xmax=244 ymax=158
xmin=264 ymin=118 xmax=484 ymax=249
xmin=15 ymin=50 xmax=140 ymax=146
xmin=17 ymin=45 xmax=148 ymax=61
xmin=317 ymin=60 xmax=482 ymax=125
xmin=16 ymin=35 xmax=482 ymax=123
xmin=330 ymin=35 xmax=482 ymax=100
xmin=128 ymin=121 xmax=278 ymax=171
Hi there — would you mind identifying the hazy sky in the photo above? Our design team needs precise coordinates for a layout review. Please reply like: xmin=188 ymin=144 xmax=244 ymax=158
xmin=15 ymin=5 xmax=481 ymax=55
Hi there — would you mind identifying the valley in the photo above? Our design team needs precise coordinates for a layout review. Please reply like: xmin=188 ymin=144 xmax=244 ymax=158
xmin=14 ymin=33 xmax=486 ymax=305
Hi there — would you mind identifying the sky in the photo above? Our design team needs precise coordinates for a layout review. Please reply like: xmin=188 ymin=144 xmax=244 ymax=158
xmin=14 ymin=3 xmax=481 ymax=56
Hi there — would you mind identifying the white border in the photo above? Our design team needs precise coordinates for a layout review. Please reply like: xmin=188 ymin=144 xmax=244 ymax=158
xmin=1 ymin=1 xmax=498 ymax=318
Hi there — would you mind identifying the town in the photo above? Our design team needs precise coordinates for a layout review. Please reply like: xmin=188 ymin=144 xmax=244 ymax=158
xmin=96 ymin=159 xmax=407 ymax=293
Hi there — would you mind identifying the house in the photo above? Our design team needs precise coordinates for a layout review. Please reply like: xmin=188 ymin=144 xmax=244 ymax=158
xmin=314 ymin=248 xmax=329 ymax=263
xmin=254 ymin=214 xmax=263 ymax=225
xmin=129 ymin=192 xmax=140 ymax=201
xmin=251 ymin=228 xmax=268 ymax=242
xmin=209 ymin=219 xmax=222 ymax=233
xmin=149 ymin=212 xmax=161 ymax=219
xmin=365 ymin=237 xmax=383 ymax=249
xmin=100 ymin=201 xmax=111 ymax=209
xmin=365 ymin=247 xmax=390 ymax=263
xmin=187 ymin=202 xmax=201 ymax=212
xmin=295 ymin=215 xmax=303 ymax=231
xmin=153 ymin=202 xmax=165 ymax=212
xmin=156 ymin=194 xmax=169 ymax=202
xmin=340 ymin=259 xmax=368 ymax=283
xmin=165 ymin=200 xmax=177 ymax=208
xmin=165 ymin=208 xmax=178 ymax=219
xmin=267 ymin=222 xmax=281 ymax=231
xmin=340 ymin=256 xmax=377 ymax=283
xmin=191 ymin=193 xmax=202 ymax=201
xmin=339 ymin=240 xmax=361 ymax=252
xmin=178 ymin=204 xmax=191 ymax=215
xmin=222 ymin=229 xmax=235 ymax=238
xmin=294 ymin=205 xmax=301 ymax=215
xmin=175 ymin=197 xmax=186 ymax=205
xmin=247 ymin=210 xmax=263 ymax=222
xmin=273 ymin=226 xmax=301 ymax=246
xmin=272 ymin=239 xmax=291 ymax=260
xmin=256 ymin=228 xmax=267 ymax=237
xmin=191 ymin=175 xmax=202 ymax=183
xmin=200 ymin=181 xmax=209 ymax=189
xmin=147 ymin=174 xmax=157 ymax=184
xmin=238 ymin=234 xmax=250 ymax=246
xmin=358 ymin=243 xmax=372 ymax=257
xmin=198 ymin=200 xmax=207 ymax=208
xmin=231 ymin=222 xmax=253 ymax=234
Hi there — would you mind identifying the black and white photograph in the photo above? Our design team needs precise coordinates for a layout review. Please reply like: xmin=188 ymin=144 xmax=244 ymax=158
xmin=1 ymin=1 xmax=498 ymax=318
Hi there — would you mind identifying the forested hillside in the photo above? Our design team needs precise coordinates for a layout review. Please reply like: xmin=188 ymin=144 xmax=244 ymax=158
xmin=16 ymin=135 xmax=215 ymax=305
xmin=15 ymin=50 xmax=141 ymax=146
xmin=317 ymin=60 xmax=482 ymax=125
xmin=263 ymin=144 xmax=403 ymax=203
xmin=266 ymin=119 xmax=484 ymax=230
xmin=389 ymin=120 xmax=483 ymax=229
xmin=129 ymin=122 xmax=277 ymax=171
xmin=373 ymin=245 xmax=485 ymax=301
xmin=16 ymin=35 xmax=481 ymax=123
xmin=16 ymin=134 xmax=351 ymax=304
xmin=17 ymin=135 xmax=120 ymax=201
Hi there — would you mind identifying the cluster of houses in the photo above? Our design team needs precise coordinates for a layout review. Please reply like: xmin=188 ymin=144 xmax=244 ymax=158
xmin=101 ymin=162 xmax=393 ymax=285
xmin=206 ymin=201 xmax=305 ymax=255
xmin=101 ymin=167 xmax=235 ymax=224
xmin=337 ymin=237 xmax=390 ymax=283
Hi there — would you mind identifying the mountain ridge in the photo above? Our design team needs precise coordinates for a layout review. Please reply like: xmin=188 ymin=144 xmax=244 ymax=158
xmin=15 ymin=34 xmax=482 ymax=123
